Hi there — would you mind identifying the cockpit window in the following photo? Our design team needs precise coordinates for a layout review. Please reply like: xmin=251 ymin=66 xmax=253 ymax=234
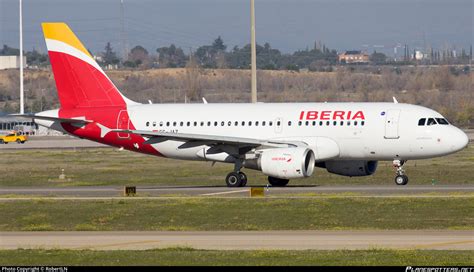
xmin=436 ymin=118 xmax=449 ymax=125
xmin=418 ymin=118 xmax=426 ymax=126
xmin=426 ymin=118 xmax=437 ymax=126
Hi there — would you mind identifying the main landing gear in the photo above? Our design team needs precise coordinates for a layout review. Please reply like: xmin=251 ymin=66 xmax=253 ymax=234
xmin=225 ymin=171 xmax=247 ymax=187
xmin=393 ymin=159 xmax=408 ymax=185
xmin=225 ymin=160 xmax=248 ymax=187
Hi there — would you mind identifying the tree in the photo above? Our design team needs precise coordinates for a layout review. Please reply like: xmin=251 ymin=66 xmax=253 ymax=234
xmin=156 ymin=44 xmax=187 ymax=68
xmin=212 ymin=36 xmax=226 ymax=51
xmin=195 ymin=37 xmax=228 ymax=68
xmin=26 ymin=49 xmax=48 ymax=66
xmin=0 ymin=45 xmax=20 ymax=56
xmin=370 ymin=51 xmax=387 ymax=65
xmin=128 ymin=45 xmax=149 ymax=68
xmin=102 ymin=42 xmax=120 ymax=66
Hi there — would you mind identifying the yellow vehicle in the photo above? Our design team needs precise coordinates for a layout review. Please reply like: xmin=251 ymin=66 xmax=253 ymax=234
xmin=0 ymin=132 xmax=28 ymax=144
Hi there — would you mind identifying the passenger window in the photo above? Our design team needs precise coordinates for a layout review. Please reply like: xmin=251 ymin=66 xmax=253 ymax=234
xmin=326 ymin=121 xmax=330 ymax=126
xmin=288 ymin=121 xmax=292 ymax=126
xmin=228 ymin=121 xmax=231 ymax=126
xmin=354 ymin=121 xmax=358 ymax=126
xmin=276 ymin=121 xmax=280 ymax=126
xmin=207 ymin=121 xmax=211 ymax=126
xmin=235 ymin=121 xmax=239 ymax=126
xmin=180 ymin=122 xmax=184 ymax=127
xmin=146 ymin=122 xmax=150 ymax=127
xmin=427 ymin=118 xmax=437 ymax=126
xmin=361 ymin=121 xmax=365 ymax=126
xmin=347 ymin=121 xmax=351 ymax=126
xmin=214 ymin=121 xmax=218 ymax=126
xmin=187 ymin=121 xmax=190 ymax=126
xmin=333 ymin=121 xmax=337 ymax=126
xmin=298 ymin=121 xmax=302 ymax=126
xmin=221 ymin=121 xmax=225 ymax=126
xmin=242 ymin=121 xmax=245 ymax=126
xmin=418 ymin=118 xmax=426 ymax=126
xmin=305 ymin=121 xmax=309 ymax=126
xmin=173 ymin=121 xmax=177 ymax=126
xmin=340 ymin=121 xmax=344 ymax=126
xmin=255 ymin=121 xmax=259 ymax=126
xmin=154 ymin=121 xmax=158 ymax=127
xmin=436 ymin=118 xmax=449 ymax=125
xmin=166 ymin=122 xmax=170 ymax=127
xmin=249 ymin=121 xmax=252 ymax=126
xmin=319 ymin=121 xmax=323 ymax=126
xmin=312 ymin=121 xmax=316 ymax=126
xmin=262 ymin=121 xmax=266 ymax=126
xmin=269 ymin=121 xmax=273 ymax=126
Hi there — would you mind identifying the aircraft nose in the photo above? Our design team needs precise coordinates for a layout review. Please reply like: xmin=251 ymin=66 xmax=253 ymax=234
xmin=450 ymin=128 xmax=469 ymax=152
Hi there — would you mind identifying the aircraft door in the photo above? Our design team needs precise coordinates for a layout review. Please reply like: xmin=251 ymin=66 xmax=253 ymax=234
xmin=117 ymin=110 xmax=131 ymax=139
xmin=274 ymin=117 xmax=283 ymax=134
xmin=384 ymin=109 xmax=400 ymax=139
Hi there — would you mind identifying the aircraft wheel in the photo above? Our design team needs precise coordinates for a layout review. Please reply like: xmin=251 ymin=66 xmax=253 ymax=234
xmin=239 ymin=172 xmax=248 ymax=187
xmin=226 ymin=172 xmax=243 ymax=187
xmin=268 ymin=176 xmax=289 ymax=187
xmin=395 ymin=175 xmax=408 ymax=186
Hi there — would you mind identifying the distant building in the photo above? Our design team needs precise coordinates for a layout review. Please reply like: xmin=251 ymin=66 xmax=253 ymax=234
xmin=0 ymin=117 xmax=37 ymax=135
xmin=0 ymin=56 xmax=27 ymax=70
xmin=338 ymin=51 xmax=369 ymax=64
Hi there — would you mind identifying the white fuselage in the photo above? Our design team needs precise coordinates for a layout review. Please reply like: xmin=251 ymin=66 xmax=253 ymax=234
xmin=122 ymin=102 xmax=468 ymax=162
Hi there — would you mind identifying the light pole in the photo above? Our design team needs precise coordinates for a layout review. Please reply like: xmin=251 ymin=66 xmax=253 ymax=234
xmin=250 ymin=0 xmax=257 ymax=103
xmin=19 ymin=0 xmax=24 ymax=114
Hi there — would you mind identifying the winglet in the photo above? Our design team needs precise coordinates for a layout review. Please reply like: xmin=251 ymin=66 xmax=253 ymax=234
xmin=202 ymin=97 xmax=208 ymax=104
xmin=393 ymin=97 xmax=399 ymax=104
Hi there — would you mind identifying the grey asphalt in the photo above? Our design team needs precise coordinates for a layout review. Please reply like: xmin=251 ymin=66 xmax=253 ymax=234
xmin=1 ymin=231 xmax=472 ymax=250
xmin=0 ymin=185 xmax=472 ymax=198
xmin=0 ymin=136 xmax=106 ymax=150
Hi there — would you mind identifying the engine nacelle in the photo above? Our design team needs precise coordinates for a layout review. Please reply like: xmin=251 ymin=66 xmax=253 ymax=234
xmin=322 ymin=160 xmax=378 ymax=177
xmin=244 ymin=147 xmax=315 ymax=179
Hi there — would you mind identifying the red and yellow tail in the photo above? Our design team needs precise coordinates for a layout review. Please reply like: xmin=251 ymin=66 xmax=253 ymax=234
xmin=42 ymin=23 xmax=136 ymax=109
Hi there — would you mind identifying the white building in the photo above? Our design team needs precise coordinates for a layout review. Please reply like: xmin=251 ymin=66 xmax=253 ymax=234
xmin=0 ymin=55 xmax=27 ymax=70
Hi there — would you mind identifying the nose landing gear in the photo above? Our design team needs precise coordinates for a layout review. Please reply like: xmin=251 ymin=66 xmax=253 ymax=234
xmin=393 ymin=159 xmax=408 ymax=185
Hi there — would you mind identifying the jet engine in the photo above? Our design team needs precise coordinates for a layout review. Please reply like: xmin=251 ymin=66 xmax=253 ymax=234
xmin=244 ymin=147 xmax=315 ymax=179
xmin=320 ymin=160 xmax=378 ymax=177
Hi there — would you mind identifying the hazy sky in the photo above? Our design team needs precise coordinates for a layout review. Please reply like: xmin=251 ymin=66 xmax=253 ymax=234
xmin=0 ymin=0 xmax=472 ymax=56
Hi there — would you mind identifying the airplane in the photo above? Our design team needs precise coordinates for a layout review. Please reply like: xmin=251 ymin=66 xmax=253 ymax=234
xmin=17 ymin=23 xmax=469 ymax=187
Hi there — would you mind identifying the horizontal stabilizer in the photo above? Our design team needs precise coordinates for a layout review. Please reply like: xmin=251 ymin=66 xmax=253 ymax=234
xmin=11 ymin=114 xmax=93 ymax=124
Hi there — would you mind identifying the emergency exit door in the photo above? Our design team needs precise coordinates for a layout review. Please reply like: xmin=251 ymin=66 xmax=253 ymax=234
xmin=384 ymin=109 xmax=400 ymax=139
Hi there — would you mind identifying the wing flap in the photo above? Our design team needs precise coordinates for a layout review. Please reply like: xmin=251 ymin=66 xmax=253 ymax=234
xmin=113 ymin=129 xmax=263 ymax=147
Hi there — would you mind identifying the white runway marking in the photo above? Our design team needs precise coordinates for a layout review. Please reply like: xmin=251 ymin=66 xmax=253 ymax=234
xmin=200 ymin=189 xmax=249 ymax=196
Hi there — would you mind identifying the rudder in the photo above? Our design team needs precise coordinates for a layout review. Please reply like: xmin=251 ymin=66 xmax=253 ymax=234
xmin=42 ymin=22 xmax=136 ymax=109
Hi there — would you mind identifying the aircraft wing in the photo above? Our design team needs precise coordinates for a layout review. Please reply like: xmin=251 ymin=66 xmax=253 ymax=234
xmin=10 ymin=114 xmax=93 ymax=124
xmin=112 ymin=129 xmax=301 ymax=148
